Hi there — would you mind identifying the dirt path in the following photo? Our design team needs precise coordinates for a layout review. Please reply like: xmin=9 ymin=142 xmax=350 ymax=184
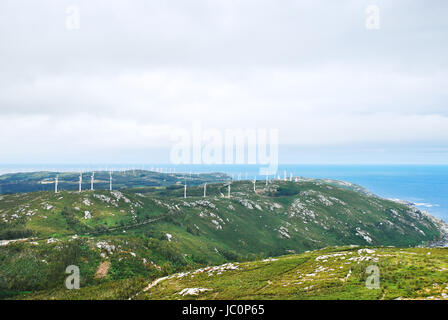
xmin=94 ymin=261 xmax=111 ymax=279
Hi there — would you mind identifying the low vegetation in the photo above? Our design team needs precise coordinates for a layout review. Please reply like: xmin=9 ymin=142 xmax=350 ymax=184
xmin=0 ymin=175 xmax=446 ymax=299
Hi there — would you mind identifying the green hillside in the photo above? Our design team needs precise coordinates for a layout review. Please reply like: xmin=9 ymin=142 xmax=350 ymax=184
xmin=0 ymin=178 xmax=446 ymax=299
xmin=136 ymin=246 xmax=448 ymax=300
xmin=14 ymin=246 xmax=448 ymax=300
xmin=0 ymin=170 xmax=228 ymax=194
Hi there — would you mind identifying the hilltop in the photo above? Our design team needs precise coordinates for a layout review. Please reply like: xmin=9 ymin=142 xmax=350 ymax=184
xmin=0 ymin=170 xmax=228 ymax=194
xmin=0 ymin=177 xmax=447 ymax=299
xmin=135 ymin=246 xmax=448 ymax=300
xmin=14 ymin=246 xmax=448 ymax=300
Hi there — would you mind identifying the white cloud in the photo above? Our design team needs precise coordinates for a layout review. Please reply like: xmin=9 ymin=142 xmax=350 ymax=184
xmin=0 ymin=0 xmax=447 ymax=163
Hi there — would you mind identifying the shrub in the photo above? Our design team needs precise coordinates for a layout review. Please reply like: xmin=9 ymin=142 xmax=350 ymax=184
xmin=0 ymin=227 xmax=34 ymax=240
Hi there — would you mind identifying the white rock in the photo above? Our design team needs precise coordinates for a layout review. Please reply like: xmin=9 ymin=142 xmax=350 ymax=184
xmin=177 ymin=288 xmax=212 ymax=296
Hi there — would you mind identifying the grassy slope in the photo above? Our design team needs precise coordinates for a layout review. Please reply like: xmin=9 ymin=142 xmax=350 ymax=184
xmin=1 ymin=180 xmax=443 ymax=248
xmin=137 ymin=246 xmax=448 ymax=300
xmin=19 ymin=246 xmax=448 ymax=300
xmin=1 ymin=179 xmax=446 ymax=299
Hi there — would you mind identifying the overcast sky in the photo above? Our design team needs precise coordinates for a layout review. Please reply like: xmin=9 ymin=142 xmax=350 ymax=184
xmin=1 ymin=0 xmax=447 ymax=165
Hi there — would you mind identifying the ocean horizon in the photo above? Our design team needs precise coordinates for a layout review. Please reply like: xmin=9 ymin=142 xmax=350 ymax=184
xmin=1 ymin=164 xmax=447 ymax=222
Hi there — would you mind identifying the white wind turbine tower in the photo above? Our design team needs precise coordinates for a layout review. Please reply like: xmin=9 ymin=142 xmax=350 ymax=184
xmin=91 ymin=172 xmax=95 ymax=191
xmin=79 ymin=172 xmax=83 ymax=192
xmin=54 ymin=175 xmax=59 ymax=193
xmin=284 ymin=170 xmax=287 ymax=181
xmin=184 ymin=182 xmax=187 ymax=199
xmin=253 ymin=177 xmax=256 ymax=192
xmin=228 ymin=183 xmax=231 ymax=198
xmin=109 ymin=171 xmax=113 ymax=191
xmin=289 ymin=172 xmax=293 ymax=182
xmin=203 ymin=183 xmax=207 ymax=197
xmin=265 ymin=175 xmax=268 ymax=186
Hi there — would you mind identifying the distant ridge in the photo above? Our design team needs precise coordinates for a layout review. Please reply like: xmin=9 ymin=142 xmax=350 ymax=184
xmin=0 ymin=170 xmax=229 ymax=194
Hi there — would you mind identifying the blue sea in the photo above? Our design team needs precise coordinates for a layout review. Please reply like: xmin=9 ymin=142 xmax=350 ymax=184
xmin=1 ymin=164 xmax=447 ymax=222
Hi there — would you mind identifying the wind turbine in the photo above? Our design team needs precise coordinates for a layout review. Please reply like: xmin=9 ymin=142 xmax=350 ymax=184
xmin=91 ymin=172 xmax=95 ymax=191
xmin=54 ymin=175 xmax=59 ymax=194
xmin=109 ymin=171 xmax=113 ymax=191
xmin=289 ymin=172 xmax=293 ymax=182
xmin=184 ymin=182 xmax=187 ymax=199
xmin=203 ymin=183 xmax=207 ymax=197
xmin=228 ymin=183 xmax=231 ymax=198
xmin=253 ymin=177 xmax=256 ymax=192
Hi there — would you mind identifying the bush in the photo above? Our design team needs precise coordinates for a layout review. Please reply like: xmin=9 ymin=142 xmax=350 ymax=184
xmin=93 ymin=225 xmax=109 ymax=234
xmin=0 ymin=227 xmax=34 ymax=240
xmin=186 ymin=225 xmax=200 ymax=236
xmin=272 ymin=185 xmax=299 ymax=197
xmin=148 ymin=238 xmax=186 ymax=266
xmin=61 ymin=207 xmax=91 ymax=233
xmin=214 ymin=247 xmax=240 ymax=261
